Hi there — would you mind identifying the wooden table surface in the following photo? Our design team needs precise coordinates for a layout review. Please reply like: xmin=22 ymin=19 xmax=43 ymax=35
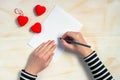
xmin=0 ymin=0 xmax=120 ymax=80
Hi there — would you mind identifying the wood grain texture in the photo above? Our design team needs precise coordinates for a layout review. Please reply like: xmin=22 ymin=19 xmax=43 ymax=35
xmin=0 ymin=0 xmax=120 ymax=80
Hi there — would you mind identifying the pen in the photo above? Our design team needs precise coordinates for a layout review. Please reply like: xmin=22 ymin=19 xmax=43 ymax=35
xmin=60 ymin=37 xmax=91 ymax=48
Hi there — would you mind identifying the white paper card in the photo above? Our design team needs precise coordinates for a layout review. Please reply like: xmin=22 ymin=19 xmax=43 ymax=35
xmin=28 ymin=6 xmax=83 ymax=62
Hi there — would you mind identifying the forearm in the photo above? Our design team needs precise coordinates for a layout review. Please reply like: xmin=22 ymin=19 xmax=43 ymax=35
xmin=84 ymin=51 xmax=114 ymax=80
xmin=19 ymin=51 xmax=114 ymax=80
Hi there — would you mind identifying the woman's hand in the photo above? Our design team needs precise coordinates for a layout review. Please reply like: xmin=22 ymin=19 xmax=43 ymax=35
xmin=61 ymin=31 xmax=93 ymax=57
xmin=25 ymin=40 xmax=56 ymax=75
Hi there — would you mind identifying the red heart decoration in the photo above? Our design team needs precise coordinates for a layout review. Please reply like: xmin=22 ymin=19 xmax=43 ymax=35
xmin=34 ymin=5 xmax=46 ymax=16
xmin=17 ymin=15 xmax=28 ymax=27
xmin=30 ymin=22 xmax=42 ymax=33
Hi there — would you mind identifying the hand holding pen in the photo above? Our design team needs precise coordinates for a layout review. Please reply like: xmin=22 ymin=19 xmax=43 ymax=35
xmin=61 ymin=31 xmax=93 ymax=57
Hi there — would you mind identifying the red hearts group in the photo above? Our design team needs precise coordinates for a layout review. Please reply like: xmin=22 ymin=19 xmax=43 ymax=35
xmin=16 ymin=4 xmax=46 ymax=33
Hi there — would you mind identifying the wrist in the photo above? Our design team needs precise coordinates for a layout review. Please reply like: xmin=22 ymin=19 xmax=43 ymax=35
xmin=25 ymin=67 xmax=38 ymax=75
xmin=22 ymin=69 xmax=37 ymax=77
xmin=78 ymin=48 xmax=93 ymax=57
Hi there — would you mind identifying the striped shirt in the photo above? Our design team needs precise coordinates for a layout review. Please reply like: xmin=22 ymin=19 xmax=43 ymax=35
xmin=20 ymin=51 xmax=114 ymax=80
xmin=84 ymin=51 xmax=114 ymax=80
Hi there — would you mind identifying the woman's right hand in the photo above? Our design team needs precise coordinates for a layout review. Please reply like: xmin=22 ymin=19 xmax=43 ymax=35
xmin=61 ymin=31 xmax=93 ymax=57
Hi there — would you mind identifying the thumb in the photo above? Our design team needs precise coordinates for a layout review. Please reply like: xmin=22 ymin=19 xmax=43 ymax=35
xmin=61 ymin=39 xmax=73 ymax=50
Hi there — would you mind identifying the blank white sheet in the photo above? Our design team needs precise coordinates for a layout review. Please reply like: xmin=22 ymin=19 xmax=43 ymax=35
xmin=28 ymin=6 xmax=83 ymax=62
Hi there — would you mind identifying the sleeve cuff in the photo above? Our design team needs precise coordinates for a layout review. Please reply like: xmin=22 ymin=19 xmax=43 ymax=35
xmin=20 ymin=69 xmax=37 ymax=80
xmin=84 ymin=51 xmax=96 ymax=62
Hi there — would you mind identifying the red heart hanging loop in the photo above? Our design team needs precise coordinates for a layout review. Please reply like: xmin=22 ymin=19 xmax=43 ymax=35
xmin=30 ymin=22 xmax=42 ymax=33
xmin=34 ymin=5 xmax=46 ymax=16
xmin=17 ymin=15 xmax=29 ymax=27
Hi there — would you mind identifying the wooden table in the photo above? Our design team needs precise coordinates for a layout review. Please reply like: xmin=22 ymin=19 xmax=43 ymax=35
xmin=0 ymin=0 xmax=120 ymax=80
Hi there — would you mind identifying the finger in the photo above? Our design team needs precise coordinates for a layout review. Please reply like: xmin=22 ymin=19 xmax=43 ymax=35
xmin=62 ymin=31 xmax=70 ymax=39
xmin=38 ymin=40 xmax=54 ymax=56
xmin=62 ymin=31 xmax=75 ymax=39
xmin=44 ymin=45 xmax=56 ymax=60
xmin=35 ymin=40 xmax=51 ymax=56
xmin=34 ymin=42 xmax=45 ymax=52
xmin=41 ymin=40 xmax=55 ymax=54
xmin=39 ymin=40 xmax=54 ymax=55
xmin=40 ymin=40 xmax=51 ymax=50
xmin=38 ymin=40 xmax=52 ymax=53
xmin=45 ymin=54 xmax=54 ymax=67
xmin=61 ymin=39 xmax=73 ymax=49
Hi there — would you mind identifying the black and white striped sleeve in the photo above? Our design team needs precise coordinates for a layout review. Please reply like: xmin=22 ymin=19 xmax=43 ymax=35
xmin=20 ymin=70 xmax=37 ymax=80
xmin=84 ymin=51 xmax=114 ymax=80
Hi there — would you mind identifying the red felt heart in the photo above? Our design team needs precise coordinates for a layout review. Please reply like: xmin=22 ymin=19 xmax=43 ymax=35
xmin=30 ymin=22 xmax=42 ymax=33
xmin=17 ymin=15 xmax=28 ymax=27
xmin=34 ymin=5 xmax=46 ymax=16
